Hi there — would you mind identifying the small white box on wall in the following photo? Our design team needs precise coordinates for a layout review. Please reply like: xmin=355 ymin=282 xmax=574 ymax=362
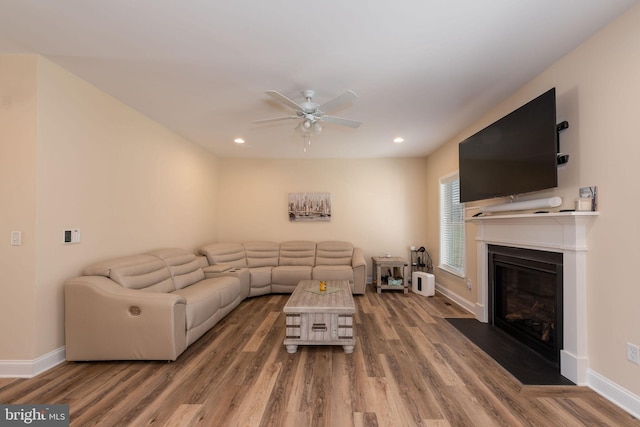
xmin=412 ymin=272 xmax=435 ymax=297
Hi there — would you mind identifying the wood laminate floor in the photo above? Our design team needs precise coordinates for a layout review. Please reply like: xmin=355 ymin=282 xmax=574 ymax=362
xmin=1 ymin=287 xmax=637 ymax=426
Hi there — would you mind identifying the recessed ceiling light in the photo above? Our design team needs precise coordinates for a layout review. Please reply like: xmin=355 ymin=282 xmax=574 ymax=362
xmin=234 ymin=138 xmax=245 ymax=144
xmin=393 ymin=137 xmax=404 ymax=143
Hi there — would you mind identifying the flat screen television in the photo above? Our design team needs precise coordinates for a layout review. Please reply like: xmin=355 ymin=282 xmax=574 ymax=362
xmin=458 ymin=88 xmax=558 ymax=203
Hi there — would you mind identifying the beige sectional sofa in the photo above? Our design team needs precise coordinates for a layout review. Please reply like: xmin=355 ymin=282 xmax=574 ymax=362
xmin=64 ymin=241 xmax=365 ymax=361
xmin=199 ymin=240 xmax=366 ymax=296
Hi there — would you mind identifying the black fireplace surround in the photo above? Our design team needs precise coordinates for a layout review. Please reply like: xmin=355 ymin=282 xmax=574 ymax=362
xmin=488 ymin=245 xmax=563 ymax=366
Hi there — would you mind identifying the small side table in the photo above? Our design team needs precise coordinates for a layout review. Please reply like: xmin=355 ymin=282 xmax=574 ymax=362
xmin=371 ymin=256 xmax=409 ymax=294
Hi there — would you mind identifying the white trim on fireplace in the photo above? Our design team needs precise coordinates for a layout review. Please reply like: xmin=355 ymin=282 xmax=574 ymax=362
xmin=469 ymin=212 xmax=597 ymax=385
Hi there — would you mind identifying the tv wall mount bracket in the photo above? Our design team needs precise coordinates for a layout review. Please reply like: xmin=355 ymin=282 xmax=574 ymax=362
xmin=556 ymin=121 xmax=569 ymax=165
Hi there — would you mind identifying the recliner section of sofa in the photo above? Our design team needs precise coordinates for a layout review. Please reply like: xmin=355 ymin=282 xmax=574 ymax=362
xmin=244 ymin=241 xmax=279 ymax=296
xmin=148 ymin=248 xmax=248 ymax=346
xmin=64 ymin=248 xmax=245 ymax=361
xmin=272 ymin=240 xmax=316 ymax=293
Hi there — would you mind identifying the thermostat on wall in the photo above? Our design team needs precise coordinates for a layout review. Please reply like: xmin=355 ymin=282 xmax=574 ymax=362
xmin=63 ymin=229 xmax=81 ymax=244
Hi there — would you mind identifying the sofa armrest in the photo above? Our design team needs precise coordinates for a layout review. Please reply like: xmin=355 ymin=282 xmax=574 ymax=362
xmin=64 ymin=276 xmax=187 ymax=361
xmin=351 ymin=247 xmax=367 ymax=294
xmin=351 ymin=247 xmax=366 ymax=268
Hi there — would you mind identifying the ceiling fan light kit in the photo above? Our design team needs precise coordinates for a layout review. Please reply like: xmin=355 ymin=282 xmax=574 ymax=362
xmin=254 ymin=89 xmax=361 ymax=136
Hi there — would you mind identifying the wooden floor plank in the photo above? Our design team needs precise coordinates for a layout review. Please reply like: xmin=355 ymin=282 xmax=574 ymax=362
xmin=404 ymin=326 xmax=465 ymax=387
xmin=3 ymin=288 xmax=638 ymax=426
xmin=329 ymin=351 xmax=355 ymax=427
xmin=243 ymin=311 xmax=281 ymax=352
xmin=161 ymin=404 xmax=203 ymax=427
xmin=380 ymin=353 xmax=431 ymax=425
xmin=349 ymin=338 xmax=374 ymax=414
xmin=230 ymin=361 xmax=281 ymax=426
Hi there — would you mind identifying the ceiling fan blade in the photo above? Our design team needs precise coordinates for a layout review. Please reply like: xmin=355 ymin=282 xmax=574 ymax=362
xmin=318 ymin=90 xmax=358 ymax=113
xmin=320 ymin=115 xmax=362 ymax=128
xmin=264 ymin=90 xmax=303 ymax=111
xmin=253 ymin=115 xmax=299 ymax=124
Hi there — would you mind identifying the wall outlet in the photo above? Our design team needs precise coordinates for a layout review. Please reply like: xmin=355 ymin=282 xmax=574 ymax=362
xmin=466 ymin=279 xmax=472 ymax=290
xmin=627 ymin=342 xmax=640 ymax=364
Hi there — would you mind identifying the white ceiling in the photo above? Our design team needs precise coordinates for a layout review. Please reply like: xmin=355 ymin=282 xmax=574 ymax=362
xmin=1 ymin=1 xmax=637 ymax=158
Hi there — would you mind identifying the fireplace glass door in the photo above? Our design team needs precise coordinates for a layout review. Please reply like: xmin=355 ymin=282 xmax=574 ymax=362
xmin=488 ymin=245 xmax=563 ymax=366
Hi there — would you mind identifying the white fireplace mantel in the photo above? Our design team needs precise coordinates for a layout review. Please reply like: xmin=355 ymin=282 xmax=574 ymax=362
xmin=469 ymin=211 xmax=598 ymax=385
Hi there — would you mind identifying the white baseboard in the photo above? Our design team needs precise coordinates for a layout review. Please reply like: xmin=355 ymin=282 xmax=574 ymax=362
xmin=434 ymin=282 xmax=478 ymax=317
xmin=0 ymin=347 xmax=66 ymax=378
xmin=588 ymin=369 xmax=640 ymax=419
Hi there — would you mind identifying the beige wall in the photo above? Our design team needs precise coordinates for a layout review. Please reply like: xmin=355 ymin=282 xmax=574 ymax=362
xmin=426 ymin=4 xmax=640 ymax=396
xmin=216 ymin=158 xmax=429 ymax=276
xmin=0 ymin=55 xmax=221 ymax=360
xmin=424 ymin=138 xmax=479 ymax=305
xmin=0 ymin=55 xmax=38 ymax=359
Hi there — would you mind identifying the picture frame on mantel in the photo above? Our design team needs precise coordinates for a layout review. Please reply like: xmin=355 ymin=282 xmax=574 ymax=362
xmin=578 ymin=186 xmax=597 ymax=211
xmin=288 ymin=192 xmax=331 ymax=222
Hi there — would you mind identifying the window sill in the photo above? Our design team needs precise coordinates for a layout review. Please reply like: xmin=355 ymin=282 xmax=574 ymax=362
xmin=438 ymin=264 xmax=465 ymax=279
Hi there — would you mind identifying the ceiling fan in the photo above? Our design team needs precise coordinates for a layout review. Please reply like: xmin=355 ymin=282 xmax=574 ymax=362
xmin=254 ymin=89 xmax=361 ymax=135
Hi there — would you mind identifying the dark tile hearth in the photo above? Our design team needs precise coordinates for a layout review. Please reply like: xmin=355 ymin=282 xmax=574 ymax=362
xmin=446 ymin=317 xmax=574 ymax=386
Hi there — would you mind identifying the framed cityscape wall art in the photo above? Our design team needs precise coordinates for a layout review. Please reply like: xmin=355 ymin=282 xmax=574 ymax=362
xmin=288 ymin=192 xmax=331 ymax=222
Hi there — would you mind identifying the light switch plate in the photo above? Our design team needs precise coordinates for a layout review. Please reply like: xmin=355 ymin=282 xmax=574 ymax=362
xmin=10 ymin=231 xmax=21 ymax=246
xmin=63 ymin=229 xmax=81 ymax=244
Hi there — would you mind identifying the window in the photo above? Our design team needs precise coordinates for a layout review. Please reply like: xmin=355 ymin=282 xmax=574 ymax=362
xmin=440 ymin=173 xmax=465 ymax=277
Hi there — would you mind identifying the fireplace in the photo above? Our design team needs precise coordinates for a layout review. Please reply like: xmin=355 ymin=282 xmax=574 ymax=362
xmin=488 ymin=245 xmax=563 ymax=366
xmin=470 ymin=212 xmax=597 ymax=385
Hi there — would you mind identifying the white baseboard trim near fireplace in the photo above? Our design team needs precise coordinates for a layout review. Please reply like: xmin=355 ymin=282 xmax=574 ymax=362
xmin=588 ymin=369 xmax=640 ymax=419
xmin=0 ymin=347 xmax=66 ymax=378
xmin=560 ymin=350 xmax=589 ymax=386
xmin=434 ymin=282 xmax=478 ymax=317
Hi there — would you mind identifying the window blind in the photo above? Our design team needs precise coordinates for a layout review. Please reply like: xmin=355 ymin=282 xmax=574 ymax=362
xmin=440 ymin=173 xmax=465 ymax=277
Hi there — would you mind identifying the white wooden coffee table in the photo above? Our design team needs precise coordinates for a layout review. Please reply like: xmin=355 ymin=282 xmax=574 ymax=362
xmin=283 ymin=280 xmax=356 ymax=354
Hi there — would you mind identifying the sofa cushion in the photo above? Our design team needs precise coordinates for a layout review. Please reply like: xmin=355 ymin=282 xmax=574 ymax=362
xmin=173 ymin=276 xmax=241 ymax=330
xmin=148 ymin=248 xmax=205 ymax=290
xmin=316 ymin=241 xmax=354 ymax=266
xmin=83 ymin=255 xmax=175 ymax=293
xmin=313 ymin=265 xmax=355 ymax=282
xmin=244 ymin=241 xmax=279 ymax=268
xmin=279 ymin=241 xmax=316 ymax=266
xmin=249 ymin=266 xmax=273 ymax=288
xmin=272 ymin=265 xmax=313 ymax=286
xmin=199 ymin=243 xmax=247 ymax=268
